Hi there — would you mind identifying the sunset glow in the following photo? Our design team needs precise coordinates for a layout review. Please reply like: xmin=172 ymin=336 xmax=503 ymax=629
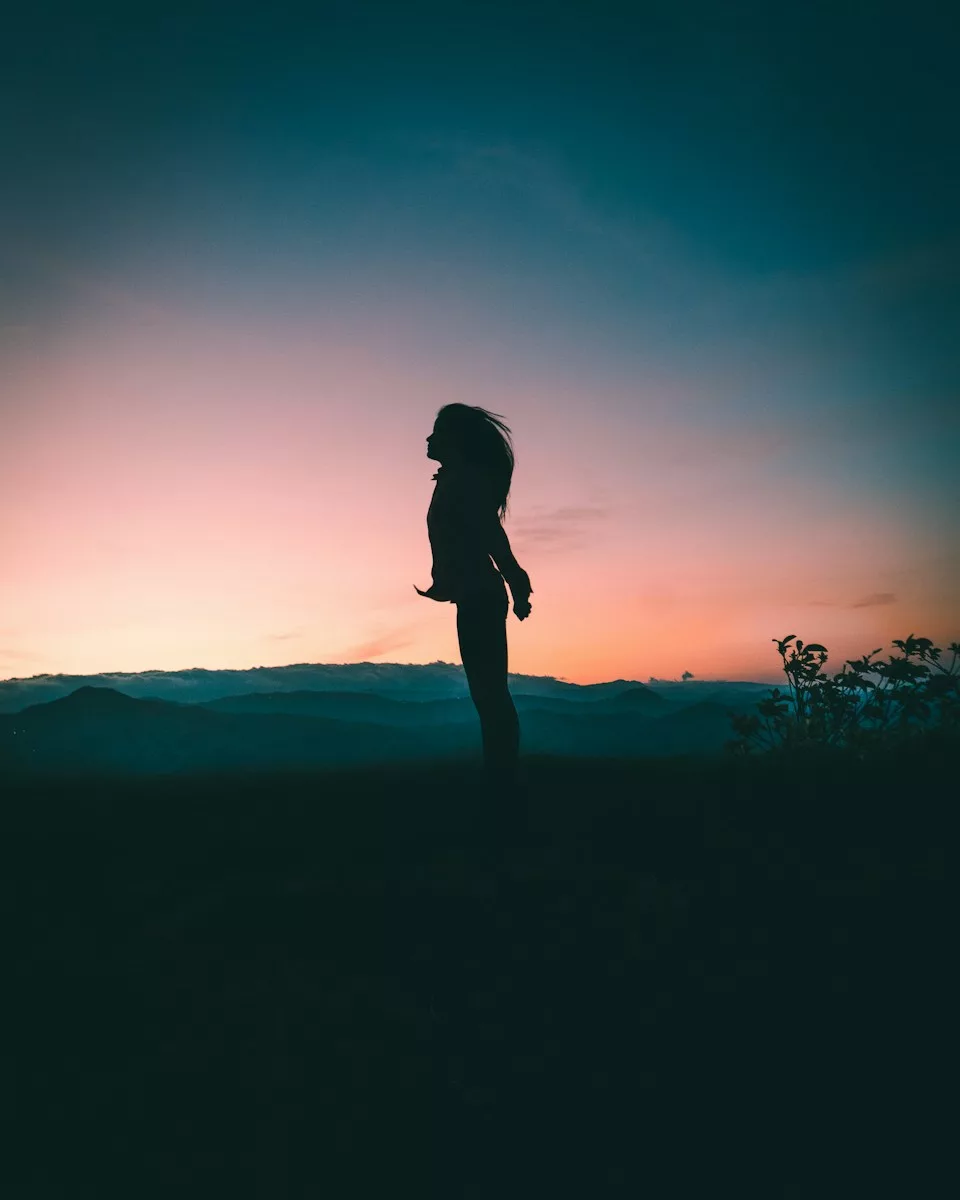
xmin=3 ymin=6 xmax=957 ymax=686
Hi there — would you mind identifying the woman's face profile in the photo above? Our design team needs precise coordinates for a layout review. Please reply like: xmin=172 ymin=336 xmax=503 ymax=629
xmin=426 ymin=419 xmax=456 ymax=463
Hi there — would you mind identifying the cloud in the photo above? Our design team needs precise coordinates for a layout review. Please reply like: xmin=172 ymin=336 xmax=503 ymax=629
xmin=808 ymin=593 xmax=898 ymax=609
xmin=335 ymin=628 xmax=417 ymax=662
xmin=510 ymin=504 xmax=608 ymax=554
xmin=851 ymin=592 xmax=897 ymax=609
xmin=265 ymin=630 xmax=303 ymax=642
xmin=416 ymin=137 xmax=960 ymax=342
xmin=760 ymin=236 xmax=960 ymax=302
xmin=408 ymin=136 xmax=709 ymax=284
xmin=447 ymin=143 xmax=657 ymax=248
xmin=848 ymin=237 xmax=960 ymax=295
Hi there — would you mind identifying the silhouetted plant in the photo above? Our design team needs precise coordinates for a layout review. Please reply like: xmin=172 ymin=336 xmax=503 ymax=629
xmin=724 ymin=633 xmax=960 ymax=761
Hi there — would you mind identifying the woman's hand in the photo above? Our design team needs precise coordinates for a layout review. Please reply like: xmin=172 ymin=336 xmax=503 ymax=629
xmin=510 ymin=572 xmax=533 ymax=621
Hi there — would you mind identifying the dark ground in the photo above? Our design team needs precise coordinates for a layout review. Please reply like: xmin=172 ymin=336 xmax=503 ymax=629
xmin=3 ymin=735 xmax=953 ymax=1198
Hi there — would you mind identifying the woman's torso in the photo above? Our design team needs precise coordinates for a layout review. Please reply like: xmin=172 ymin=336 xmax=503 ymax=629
xmin=427 ymin=466 xmax=505 ymax=601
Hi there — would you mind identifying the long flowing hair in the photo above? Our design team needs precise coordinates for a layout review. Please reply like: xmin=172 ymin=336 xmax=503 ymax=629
xmin=435 ymin=403 xmax=515 ymax=520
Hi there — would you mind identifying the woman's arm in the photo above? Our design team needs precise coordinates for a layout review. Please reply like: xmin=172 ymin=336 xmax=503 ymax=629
xmin=467 ymin=493 xmax=533 ymax=615
xmin=490 ymin=522 xmax=533 ymax=619
xmin=485 ymin=516 xmax=530 ymax=597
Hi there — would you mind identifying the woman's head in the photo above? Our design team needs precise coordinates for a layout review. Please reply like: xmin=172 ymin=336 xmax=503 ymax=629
xmin=426 ymin=403 xmax=515 ymax=519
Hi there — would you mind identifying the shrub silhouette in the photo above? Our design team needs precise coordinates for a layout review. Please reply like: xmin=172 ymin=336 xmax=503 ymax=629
xmin=724 ymin=633 xmax=960 ymax=761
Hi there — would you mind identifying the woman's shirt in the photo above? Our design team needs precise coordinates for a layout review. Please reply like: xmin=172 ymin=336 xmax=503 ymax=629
xmin=425 ymin=464 xmax=519 ymax=602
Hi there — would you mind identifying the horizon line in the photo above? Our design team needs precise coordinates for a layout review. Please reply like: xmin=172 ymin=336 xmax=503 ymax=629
xmin=0 ymin=659 xmax=817 ymax=689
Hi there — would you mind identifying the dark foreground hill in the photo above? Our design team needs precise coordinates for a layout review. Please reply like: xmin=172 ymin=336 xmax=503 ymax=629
xmin=3 ymin=733 xmax=952 ymax=1198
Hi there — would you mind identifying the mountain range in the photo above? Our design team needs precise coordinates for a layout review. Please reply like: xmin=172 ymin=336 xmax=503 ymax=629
xmin=0 ymin=662 xmax=782 ymax=774
xmin=0 ymin=661 xmax=782 ymax=712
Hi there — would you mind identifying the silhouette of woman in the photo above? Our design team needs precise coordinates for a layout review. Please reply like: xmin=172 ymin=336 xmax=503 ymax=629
xmin=413 ymin=405 xmax=532 ymax=783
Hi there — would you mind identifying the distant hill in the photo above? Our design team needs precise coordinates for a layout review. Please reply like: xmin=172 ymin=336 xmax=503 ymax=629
xmin=22 ymin=685 xmax=180 ymax=720
xmin=0 ymin=681 xmax=751 ymax=775
xmin=608 ymin=686 xmax=672 ymax=714
xmin=199 ymin=689 xmax=477 ymax=726
xmin=0 ymin=660 xmax=782 ymax=714
xmin=0 ymin=686 xmax=477 ymax=775
xmin=199 ymin=688 xmax=680 ymax=726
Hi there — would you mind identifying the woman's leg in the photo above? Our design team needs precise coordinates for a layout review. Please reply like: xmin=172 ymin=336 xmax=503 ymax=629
xmin=456 ymin=586 xmax=519 ymax=772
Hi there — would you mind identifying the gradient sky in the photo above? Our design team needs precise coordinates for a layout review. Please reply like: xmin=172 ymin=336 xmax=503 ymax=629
xmin=2 ymin=0 xmax=958 ymax=685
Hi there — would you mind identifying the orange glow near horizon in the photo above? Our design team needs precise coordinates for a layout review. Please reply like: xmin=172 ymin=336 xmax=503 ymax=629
xmin=2 ymin=315 xmax=956 ymax=687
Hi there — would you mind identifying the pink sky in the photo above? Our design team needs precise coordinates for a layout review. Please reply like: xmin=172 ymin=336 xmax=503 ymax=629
xmin=2 ymin=310 xmax=955 ymax=686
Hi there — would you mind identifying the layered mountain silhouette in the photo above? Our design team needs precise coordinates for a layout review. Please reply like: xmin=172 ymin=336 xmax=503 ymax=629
xmin=0 ymin=677 xmax=753 ymax=775
xmin=0 ymin=661 xmax=784 ymax=713
xmin=199 ymin=686 xmax=673 ymax=724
